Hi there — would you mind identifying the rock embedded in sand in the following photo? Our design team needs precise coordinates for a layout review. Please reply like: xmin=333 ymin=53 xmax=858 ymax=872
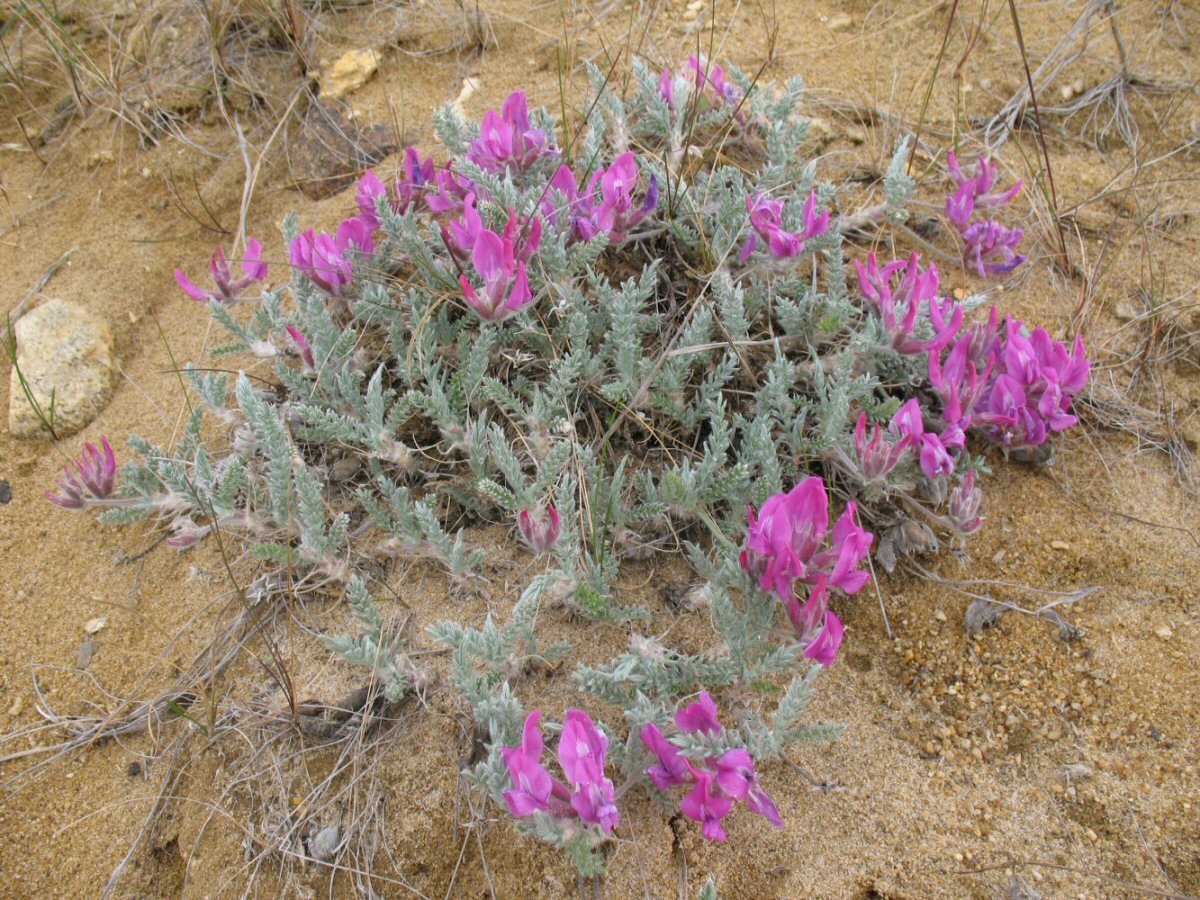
xmin=319 ymin=49 xmax=380 ymax=100
xmin=8 ymin=298 xmax=116 ymax=439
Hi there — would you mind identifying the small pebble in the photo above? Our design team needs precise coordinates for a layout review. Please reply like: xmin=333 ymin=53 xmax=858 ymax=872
xmin=934 ymin=609 xmax=947 ymax=622
xmin=1154 ymin=625 xmax=1173 ymax=640
xmin=309 ymin=825 xmax=342 ymax=862
xmin=1049 ymin=540 xmax=1070 ymax=551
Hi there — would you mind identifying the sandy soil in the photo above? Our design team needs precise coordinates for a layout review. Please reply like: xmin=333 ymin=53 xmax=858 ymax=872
xmin=1 ymin=1 xmax=1198 ymax=897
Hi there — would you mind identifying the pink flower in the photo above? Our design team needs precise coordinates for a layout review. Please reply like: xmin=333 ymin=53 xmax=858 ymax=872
xmin=856 ymin=252 xmax=963 ymax=354
xmin=559 ymin=710 xmax=620 ymax=832
xmin=46 ymin=437 xmax=117 ymax=509
xmin=961 ymin=220 xmax=1027 ymax=278
xmin=658 ymin=68 xmax=675 ymax=109
xmin=460 ymin=228 xmax=536 ymax=322
xmin=502 ymin=711 xmax=572 ymax=818
xmin=446 ymin=193 xmax=485 ymax=258
xmin=396 ymin=147 xmax=436 ymax=213
xmin=785 ymin=572 xmax=828 ymax=638
xmin=468 ymin=91 xmax=558 ymax=174
xmin=929 ymin=334 xmax=992 ymax=448
xmin=585 ymin=152 xmax=658 ymax=243
xmin=285 ymin=326 xmax=315 ymax=370
xmin=502 ymin=710 xmax=618 ymax=833
xmin=890 ymin=398 xmax=926 ymax=446
xmin=944 ymin=151 xmax=1026 ymax=278
xmin=641 ymin=723 xmax=690 ymax=790
xmin=175 ymin=238 xmax=269 ymax=304
xmin=949 ymin=469 xmax=983 ymax=535
xmin=290 ymin=217 xmax=375 ymax=295
xmin=740 ymin=191 xmax=829 ymax=261
xmin=853 ymin=413 xmax=908 ymax=481
xmin=681 ymin=764 xmax=736 ymax=842
xmin=919 ymin=432 xmax=955 ymax=478
xmin=544 ymin=154 xmax=657 ymax=244
xmin=501 ymin=208 xmax=544 ymax=264
xmin=945 ymin=152 xmax=1024 ymax=230
xmin=783 ymin=574 xmax=847 ymax=667
xmin=688 ymin=55 xmax=746 ymax=122
xmin=518 ymin=505 xmax=561 ymax=552
xmin=451 ymin=195 xmax=543 ymax=264
xmin=803 ymin=610 xmax=845 ymax=666
xmin=426 ymin=165 xmax=475 ymax=214
xmin=355 ymin=170 xmax=387 ymax=231
xmin=740 ymin=477 xmax=874 ymax=602
xmin=640 ymin=692 xmax=783 ymax=842
xmin=675 ymin=692 xmax=721 ymax=736
xmin=858 ymin=399 xmax=956 ymax=480
xmin=970 ymin=315 xmax=1090 ymax=449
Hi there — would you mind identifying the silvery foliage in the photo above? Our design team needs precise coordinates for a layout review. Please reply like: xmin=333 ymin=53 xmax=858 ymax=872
xmin=324 ymin=576 xmax=414 ymax=702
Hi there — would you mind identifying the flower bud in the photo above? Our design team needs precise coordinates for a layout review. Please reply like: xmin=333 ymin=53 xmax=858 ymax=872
xmin=518 ymin=505 xmax=561 ymax=553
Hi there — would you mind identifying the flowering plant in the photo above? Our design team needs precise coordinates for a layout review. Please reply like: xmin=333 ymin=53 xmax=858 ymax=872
xmin=50 ymin=57 xmax=1091 ymax=880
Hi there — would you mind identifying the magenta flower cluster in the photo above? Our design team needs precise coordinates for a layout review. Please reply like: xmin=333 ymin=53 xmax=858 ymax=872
xmin=641 ymin=692 xmax=782 ymax=842
xmin=687 ymin=55 xmax=747 ymax=124
xmin=290 ymin=216 xmax=375 ymax=296
xmin=856 ymin=252 xmax=962 ymax=354
xmin=932 ymin=308 xmax=1091 ymax=450
xmin=739 ymin=477 xmax=872 ymax=665
xmin=174 ymin=92 xmax=659 ymax=324
xmin=854 ymin=398 xmax=954 ymax=483
xmin=545 ymin=151 xmax=658 ymax=245
xmin=945 ymin=151 xmax=1026 ymax=278
xmin=467 ymin=91 xmax=557 ymax=174
xmin=741 ymin=191 xmax=830 ymax=261
xmin=174 ymin=239 xmax=269 ymax=304
xmin=503 ymin=710 xmax=619 ymax=833
xmin=45 ymin=437 xmax=118 ymax=509
xmin=853 ymin=246 xmax=1090 ymax=454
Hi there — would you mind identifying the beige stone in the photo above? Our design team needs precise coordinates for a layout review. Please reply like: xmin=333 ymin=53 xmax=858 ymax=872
xmin=8 ymin=298 xmax=115 ymax=439
xmin=319 ymin=49 xmax=380 ymax=101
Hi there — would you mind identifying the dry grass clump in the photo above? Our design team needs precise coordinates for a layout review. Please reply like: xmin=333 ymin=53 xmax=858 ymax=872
xmin=0 ymin=0 xmax=307 ymax=152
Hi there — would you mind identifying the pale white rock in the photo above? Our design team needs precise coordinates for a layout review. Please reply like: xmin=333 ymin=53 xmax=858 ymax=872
xmin=319 ymin=49 xmax=380 ymax=100
xmin=8 ymin=298 xmax=115 ymax=439
xmin=451 ymin=77 xmax=482 ymax=118
xmin=309 ymin=825 xmax=341 ymax=862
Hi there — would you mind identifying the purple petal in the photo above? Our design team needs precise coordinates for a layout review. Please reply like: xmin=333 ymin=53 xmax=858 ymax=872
xmin=174 ymin=269 xmax=213 ymax=302
xmin=676 ymin=692 xmax=722 ymax=735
